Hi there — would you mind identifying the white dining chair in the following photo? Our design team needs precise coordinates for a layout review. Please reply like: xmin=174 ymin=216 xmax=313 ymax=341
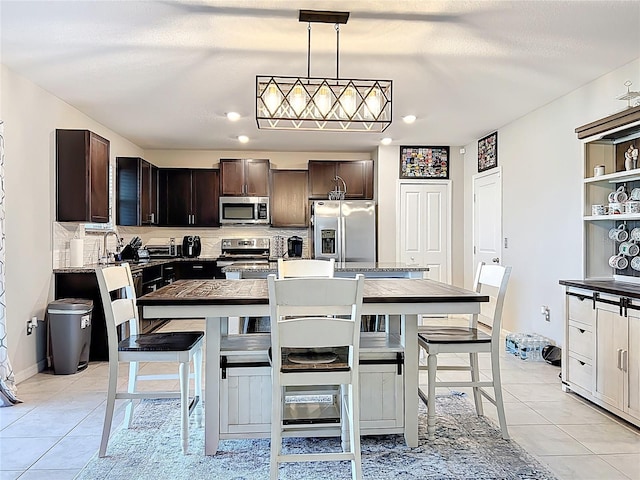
xmin=417 ymin=262 xmax=512 ymax=440
xmin=95 ymin=263 xmax=203 ymax=456
xmin=239 ymin=258 xmax=337 ymax=334
xmin=277 ymin=258 xmax=335 ymax=278
xmin=268 ymin=273 xmax=365 ymax=480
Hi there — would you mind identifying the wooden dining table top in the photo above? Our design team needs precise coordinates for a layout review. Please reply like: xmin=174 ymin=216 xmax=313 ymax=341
xmin=137 ymin=278 xmax=489 ymax=306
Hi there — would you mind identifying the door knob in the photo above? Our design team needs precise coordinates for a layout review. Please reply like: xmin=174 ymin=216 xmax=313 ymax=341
xmin=492 ymin=257 xmax=500 ymax=263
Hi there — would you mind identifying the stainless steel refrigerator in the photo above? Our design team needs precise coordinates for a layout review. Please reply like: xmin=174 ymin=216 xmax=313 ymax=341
xmin=311 ymin=200 xmax=376 ymax=262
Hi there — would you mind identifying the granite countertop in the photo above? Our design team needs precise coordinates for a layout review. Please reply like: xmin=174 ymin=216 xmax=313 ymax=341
xmin=53 ymin=257 xmax=219 ymax=274
xmin=222 ymin=261 xmax=429 ymax=273
xmin=560 ymin=278 xmax=640 ymax=299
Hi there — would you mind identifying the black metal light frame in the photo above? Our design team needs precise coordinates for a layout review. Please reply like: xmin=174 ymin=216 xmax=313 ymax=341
xmin=256 ymin=10 xmax=393 ymax=133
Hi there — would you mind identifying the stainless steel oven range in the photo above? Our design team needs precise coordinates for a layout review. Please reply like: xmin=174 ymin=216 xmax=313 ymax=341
xmin=218 ymin=237 xmax=270 ymax=333
xmin=217 ymin=237 xmax=270 ymax=268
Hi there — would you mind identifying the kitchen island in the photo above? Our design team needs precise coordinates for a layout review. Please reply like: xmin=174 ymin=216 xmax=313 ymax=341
xmin=223 ymin=261 xmax=429 ymax=333
xmin=138 ymin=278 xmax=488 ymax=455
xmin=223 ymin=261 xmax=428 ymax=279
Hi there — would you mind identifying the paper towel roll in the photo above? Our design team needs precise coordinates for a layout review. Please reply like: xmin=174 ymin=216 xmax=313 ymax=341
xmin=70 ymin=238 xmax=84 ymax=267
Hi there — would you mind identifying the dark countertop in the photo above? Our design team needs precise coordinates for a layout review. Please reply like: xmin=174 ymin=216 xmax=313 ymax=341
xmin=138 ymin=279 xmax=488 ymax=306
xmin=222 ymin=261 xmax=429 ymax=273
xmin=559 ymin=279 xmax=640 ymax=299
xmin=53 ymin=257 xmax=218 ymax=274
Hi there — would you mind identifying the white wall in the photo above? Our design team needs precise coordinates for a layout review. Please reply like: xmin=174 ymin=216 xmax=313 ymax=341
xmin=1 ymin=65 xmax=145 ymax=381
xmin=376 ymin=145 xmax=465 ymax=286
xmin=462 ymin=58 xmax=640 ymax=345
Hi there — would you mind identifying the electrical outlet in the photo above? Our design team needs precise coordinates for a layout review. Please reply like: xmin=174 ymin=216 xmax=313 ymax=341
xmin=26 ymin=316 xmax=38 ymax=335
xmin=540 ymin=306 xmax=550 ymax=322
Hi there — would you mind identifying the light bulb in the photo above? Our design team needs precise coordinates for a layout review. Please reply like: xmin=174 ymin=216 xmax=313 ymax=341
xmin=381 ymin=137 xmax=392 ymax=145
xmin=263 ymin=84 xmax=282 ymax=116
xmin=238 ymin=135 xmax=249 ymax=143
xmin=340 ymin=85 xmax=357 ymax=118
xmin=289 ymin=84 xmax=308 ymax=116
xmin=364 ymin=87 xmax=382 ymax=119
xmin=315 ymin=85 xmax=332 ymax=117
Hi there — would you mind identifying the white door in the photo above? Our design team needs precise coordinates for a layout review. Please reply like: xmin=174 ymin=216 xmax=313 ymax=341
xmin=399 ymin=182 xmax=451 ymax=283
xmin=473 ymin=168 xmax=502 ymax=268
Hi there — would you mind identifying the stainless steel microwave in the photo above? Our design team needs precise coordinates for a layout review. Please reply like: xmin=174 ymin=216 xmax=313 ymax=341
xmin=219 ymin=196 xmax=269 ymax=224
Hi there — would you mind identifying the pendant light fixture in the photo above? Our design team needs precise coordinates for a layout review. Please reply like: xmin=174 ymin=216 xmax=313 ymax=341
xmin=256 ymin=10 xmax=392 ymax=132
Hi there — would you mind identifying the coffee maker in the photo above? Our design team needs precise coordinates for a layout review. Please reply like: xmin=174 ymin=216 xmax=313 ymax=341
xmin=182 ymin=235 xmax=201 ymax=258
xmin=287 ymin=236 xmax=303 ymax=258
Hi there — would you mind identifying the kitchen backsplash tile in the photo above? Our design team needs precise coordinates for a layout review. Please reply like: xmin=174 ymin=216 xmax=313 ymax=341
xmin=53 ymin=223 xmax=310 ymax=268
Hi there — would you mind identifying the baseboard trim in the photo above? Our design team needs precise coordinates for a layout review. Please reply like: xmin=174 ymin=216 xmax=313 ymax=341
xmin=14 ymin=359 xmax=48 ymax=384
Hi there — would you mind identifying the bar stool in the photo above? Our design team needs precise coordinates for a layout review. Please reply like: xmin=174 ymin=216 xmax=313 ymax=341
xmin=268 ymin=274 xmax=365 ymax=480
xmin=417 ymin=262 xmax=512 ymax=440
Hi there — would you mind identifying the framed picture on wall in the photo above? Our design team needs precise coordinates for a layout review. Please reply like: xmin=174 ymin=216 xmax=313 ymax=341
xmin=478 ymin=132 xmax=498 ymax=172
xmin=399 ymin=146 xmax=449 ymax=179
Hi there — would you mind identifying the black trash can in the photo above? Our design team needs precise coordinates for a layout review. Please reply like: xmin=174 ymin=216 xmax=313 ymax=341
xmin=47 ymin=298 xmax=93 ymax=374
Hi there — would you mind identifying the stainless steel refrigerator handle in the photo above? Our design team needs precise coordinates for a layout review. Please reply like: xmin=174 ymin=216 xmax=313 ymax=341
xmin=340 ymin=216 xmax=346 ymax=262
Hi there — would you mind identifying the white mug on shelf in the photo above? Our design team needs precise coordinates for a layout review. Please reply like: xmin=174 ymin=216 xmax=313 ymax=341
xmin=631 ymin=228 xmax=640 ymax=241
xmin=609 ymin=254 xmax=629 ymax=270
xmin=608 ymin=186 xmax=628 ymax=203
xmin=631 ymin=256 xmax=640 ymax=271
xmin=609 ymin=224 xmax=629 ymax=242
xmin=619 ymin=241 xmax=640 ymax=257
xmin=594 ymin=165 xmax=606 ymax=177
xmin=609 ymin=202 xmax=624 ymax=215
xmin=592 ymin=204 xmax=608 ymax=216
xmin=626 ymin=201 xmax=640 ymax=214
xmin=631 ymin=188 xmax=640 ymax=201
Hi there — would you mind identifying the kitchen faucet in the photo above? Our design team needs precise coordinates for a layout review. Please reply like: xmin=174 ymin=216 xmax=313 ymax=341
xmin=101 ymin=230 xmax=123 ymax=263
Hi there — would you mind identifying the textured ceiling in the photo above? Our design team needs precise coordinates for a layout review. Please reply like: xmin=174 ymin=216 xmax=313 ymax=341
xmin=2 ymin=0 xmax=639 ymax=152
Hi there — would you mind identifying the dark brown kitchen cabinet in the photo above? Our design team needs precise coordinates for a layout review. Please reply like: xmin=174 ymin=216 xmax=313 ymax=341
xmin=56 ymin=129 xmax=110 ymax=223
xmin=159 ymin=168 xmax=219 ymax=226
xmin=271 ymin=170 xmax=309 ymax=227
xmin=116 ymin=157 xmax=158 ymax=226
xmin=220 ymin=158 xmax=269 ymax=196
xmin=175 ymin=261 xmax=220 ymax=279
xmin=308 ymin=160 xmax=373 ymax=199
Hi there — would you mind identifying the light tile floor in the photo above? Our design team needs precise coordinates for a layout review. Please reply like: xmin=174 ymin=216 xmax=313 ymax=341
xmin=1 ymin=319 xmax=639 ymax=480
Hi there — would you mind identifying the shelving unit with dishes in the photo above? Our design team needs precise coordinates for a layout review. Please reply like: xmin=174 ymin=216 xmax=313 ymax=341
xmin=581 ymin=107 xmax=640 ymax=281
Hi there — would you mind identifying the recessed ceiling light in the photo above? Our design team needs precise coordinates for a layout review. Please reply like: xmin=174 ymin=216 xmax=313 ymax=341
xmin=226 ymin=112 xmax=241 ymax=121
xmin=381 ymin=137 xmax=392 ymax=145
xmin=402 ymin=115 xmax=416 ymax=124
xmin=237 ymin=135 xmax=249 ymax=143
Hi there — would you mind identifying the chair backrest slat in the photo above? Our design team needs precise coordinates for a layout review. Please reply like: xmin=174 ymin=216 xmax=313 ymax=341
xmin=277 ymin=258 xmax=335 ymax=279
xmin=96 ymin=263 xmax=140 ymax=360
xmin=471 ymin=262 xmax=511 ymax=343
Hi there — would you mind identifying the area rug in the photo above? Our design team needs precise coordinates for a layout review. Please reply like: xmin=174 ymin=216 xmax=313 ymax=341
xmin=76 ymin=394 xmax=557 ymax=480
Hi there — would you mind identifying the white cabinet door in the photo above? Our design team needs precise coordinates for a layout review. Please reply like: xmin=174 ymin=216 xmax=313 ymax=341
xmin=625 ymin=310 xmax=640 ymax=420
xmin=594 ymin=302 xmax=625 ymax=410
xmin=399 ymin=182 xmax=450 ymax=283
xmin=220 ymin=366 xmax=272 ymax=435
xmin=473 ymin=168 xmax=502 ymax=268
xmin=359 ymin=363 xmax=404 ymax=430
